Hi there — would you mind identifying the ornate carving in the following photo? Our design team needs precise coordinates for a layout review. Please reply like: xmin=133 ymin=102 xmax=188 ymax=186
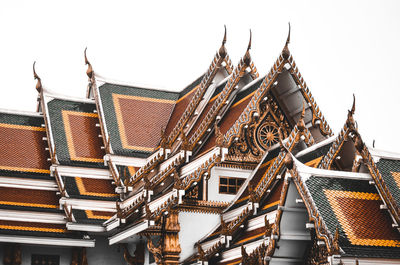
xmin=33 ymin=62 xmax=42 ymax=93
xmin=305 ymin=229 xmax=329 ymax=265
xmin=167 ymin=26 xmax=233 ymax=146
xmin=265 ymin=216 xmax=273 ymax=237
xmin=197 ymin=243 xmax=206 ymax=261
xmin=256 ymin=122 xmax=280 ymax=150
xmin=241 ymin=245 xmax=250 ymax=264
xmin=215 ymin=123 xmax=224 ymax=147
xmin=122 ymin=242 xmax=145 ymax=265
xmin=188 ymin=37 xmax=258 ymax=151
xmin=180 ymin=131 xmax=190 ymax=151
xmin=147 ymin=236 xmax=163 ymax=265
xmin=220 ymin=214 xmax=228 ymax=235
xmin=331 ymin=226 xmax=341 ymax=255
xmin=160 ymin=127 xmax=170 ymax=149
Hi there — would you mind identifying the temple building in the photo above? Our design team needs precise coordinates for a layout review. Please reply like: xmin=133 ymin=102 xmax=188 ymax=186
xmin=0 ymin=26 xmax=400 ymax=265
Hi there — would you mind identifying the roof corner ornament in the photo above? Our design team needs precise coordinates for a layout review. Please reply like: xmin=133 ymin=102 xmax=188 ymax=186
xmin=84 ymin=48 xmax=96 ymax=99
xmin=84 ymin=47 xmax=94 ymax=80
xmin=243 ymin=29 xmax=252 ymax=65
xmin=241 ymin=244 xmax=249 ymax=263
xmin=282 ymin=22 xmax=291 ymax=60
xmin=180 ymin=131 xmax=190 ymax=151
xmin=264 ymin=216 xmax=273 ymax=237
xmin=160 ymin=127 xmax=170 ymax=149
xmin=220 ymin=215 xmax=228 ymax=235
xmin=196 ymin=242 xmax=206 ymax=261
xmin=33 ymin=62 xmax=42 ymax=93
xmin=218 ymin=25 xmax=228 ymax=58
xmin=248 ymin=183 xmax=257 ymax=203
xmin=331 ymin=226 xmax=341 ymax=255
xmin=346 ymin=94 xmax=357 ymax=132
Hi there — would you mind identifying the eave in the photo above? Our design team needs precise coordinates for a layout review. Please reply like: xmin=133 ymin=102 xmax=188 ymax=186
xmin=0 ymin=235 xmax=95 ymax=247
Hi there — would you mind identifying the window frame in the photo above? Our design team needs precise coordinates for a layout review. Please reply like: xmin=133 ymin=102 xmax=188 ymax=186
xmin=218 ymin=176 xmax=245 ymax=195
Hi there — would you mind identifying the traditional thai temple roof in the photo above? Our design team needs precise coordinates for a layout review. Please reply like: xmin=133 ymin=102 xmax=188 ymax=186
xmin=0 ymin=26 xmax=399 ymax=264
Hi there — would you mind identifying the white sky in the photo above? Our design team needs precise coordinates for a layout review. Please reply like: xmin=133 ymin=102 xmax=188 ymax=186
xmin=1 ymin=0 xmax=399 ymax=152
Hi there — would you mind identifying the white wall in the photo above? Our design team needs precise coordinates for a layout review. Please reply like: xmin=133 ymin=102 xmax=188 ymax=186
xmin=208 ymin=167 xmax=252 ymax=202
xmin=87 ymin=236 xmax=126 ymax=265
xmin=179 ymin=211 xmax=220 ymax=261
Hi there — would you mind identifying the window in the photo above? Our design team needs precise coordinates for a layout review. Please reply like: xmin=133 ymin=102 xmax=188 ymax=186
xmin=219 ymin=177 xmax=245 ymax=195
xmin=31 ymin=254 xmax=60 ymax=265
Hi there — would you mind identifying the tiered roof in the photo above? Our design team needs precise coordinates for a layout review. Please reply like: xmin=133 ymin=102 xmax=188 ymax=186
xmin=0 ymin=26 xmax=399 ymax=264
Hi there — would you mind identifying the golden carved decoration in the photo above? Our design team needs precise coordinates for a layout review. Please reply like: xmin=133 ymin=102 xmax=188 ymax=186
xmin=122 ymin=242 xmax=145 ymax=265
xmin=256 ymin=122 xmax=280 ymax=149
xmin=33 ymin=62 xmax=42 ymax=93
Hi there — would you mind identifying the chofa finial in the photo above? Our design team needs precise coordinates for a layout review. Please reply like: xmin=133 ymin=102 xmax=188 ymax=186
xmin=247 ymin=29 xmax=252 ymax=51
xmin=346 ymin=94 xmax=357 ymax=132
xmin=219 ymin=25 xmax=228 ymax=57
xmin=286 ymin=22 xmax=291 ymax=46
xmin=282 ymin=23 xmax=291 ymax=60
xmin=243 ymin=29 xmax=252 ymax=65
xmin=222 ymin=25 xmax=227 ymax=45
xmin=84 ymin=47 xmax=94 ymax=80
xmin=33 ymin=62 xmax=42 ymax=93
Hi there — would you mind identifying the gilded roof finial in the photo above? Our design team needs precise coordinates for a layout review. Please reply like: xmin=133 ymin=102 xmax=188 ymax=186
xmin=219 ymin=25 xmax=227 ymax=57
xmin=243 ymin=29 xmax=252 ymax=65
xmin=347 ymin=94 xmax=357 ymax=131
xmin=33 ymin=62 xmax=42 ymax=93
xmin=247 ymin=29 xmax=252 ymax=51
xmin=351 ymin=93 xmax=356 ymax=116
xmin=282 ymin=23 xmax=291 ymax=60
xmin=286 ymin=22 xmax=291 ymax=46
xmin=84 ymin=47 xmax=94 ymax=80
xmin=222 ymin=25 xmax=227 ymax=45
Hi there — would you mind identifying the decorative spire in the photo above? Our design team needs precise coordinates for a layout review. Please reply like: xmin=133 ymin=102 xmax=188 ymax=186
xmin=243 ymin=29 xmax=252 ymax=65
xmin=264 ymin=216 xmax=272 ymax=237
xmin=282 ymin=22 xmax=291 ymax=60
xmin=350 ymin=93 xmax=356 ymax=116
xmin=84 ymin=47 xmax=94 ymax=80
xmin=346 ymin=94 xmax=357 ymax=132
xmin=332 ymin=225 xmax=341 ymax=255
xmin=247 ymin=29 xmax=252 ymax=51
xmin=218 ymin=25 xmax=227 ymax=57
xmin=33 ymin=62 xmax=42 ymax=93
